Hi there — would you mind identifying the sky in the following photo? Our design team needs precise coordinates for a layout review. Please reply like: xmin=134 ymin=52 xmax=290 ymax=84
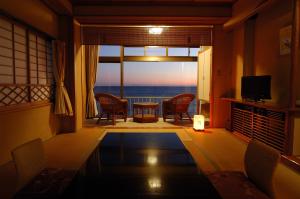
xmin=95 ymin=46 xmax=198 ymax=86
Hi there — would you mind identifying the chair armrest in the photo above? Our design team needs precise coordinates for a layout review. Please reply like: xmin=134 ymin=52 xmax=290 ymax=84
xmin=120 ymin=99 xmax=128 ymax=102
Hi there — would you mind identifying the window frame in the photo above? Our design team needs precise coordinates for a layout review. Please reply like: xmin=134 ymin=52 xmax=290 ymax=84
xmin=0 ymin=14 xmax=54 ymax=112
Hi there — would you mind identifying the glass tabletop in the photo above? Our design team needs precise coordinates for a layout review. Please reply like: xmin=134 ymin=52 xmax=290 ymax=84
xmin=82 ymin=133 xmax=221 ymax=198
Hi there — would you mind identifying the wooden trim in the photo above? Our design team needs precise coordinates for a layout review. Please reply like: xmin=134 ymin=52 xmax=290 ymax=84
xmin=0 ymin=45 xmax=13 ymax=50
xmin=123 ymin=56 xmax=197 ymax=62
xmin=12 ymin=23 xmax=16 ymax=84
xmin=223 ymin=0 xmax=277 ymax=30
xmin=0 ymin=24 xmax=12 ymax=32
xmin=76 ymin=16 xmax=230 ymax=26
xmin=14 ymin=49 xmax=26 ymax=54
xmin=26 ymin=29 xmax=31 ymax=102
xmin=80 ymin=24 xmax=214 ymax=29
xmin=42 ymin=0 xmax=73 ymax=16
xmin=290 ymin=0 xmax=300 ymax=109
xmin=36 ymin=34 xmax=39 ymax=84
xmin=0 ymin=100 xmax=52 ymax=114
xmin=0 ymin=64 xmax=13 ymax=68
xmin=98 ymin=57 xmax=121 ymax=63
xmin=287 ymin=112 xmax=293 ymax=155
xmin=0 ymin=83 xmax=52 ymax=86
xmin=0 ymin=74 xmax=13 ymax=77
xmin=98 ymin=56 xmax=198 ymax=62
xmin=120 ymin=46 xmax=124 ymax=98
xmin=210 ymin=34 xmax=215 ymax=128
xmin=45 ymin=39 xmax=48 ymax=83
xmin=221 ymin=98 xmax=290 ymax=112
xmin=72 ymin=1 xmax=235 ymax=6
xmin=0 ymin=34 xmax=12 ymax=41
xmin=281 ymin=155 xmax=300 ymax=173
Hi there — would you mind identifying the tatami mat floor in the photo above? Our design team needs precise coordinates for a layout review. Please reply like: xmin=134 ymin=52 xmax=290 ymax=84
xmin=82 ymin=123 xmax=246 ymax=174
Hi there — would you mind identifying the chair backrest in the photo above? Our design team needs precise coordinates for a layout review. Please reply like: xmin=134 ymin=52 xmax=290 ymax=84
xmin=95 ymin=93 xmax=123 ymax=112
xmin=11 ymin=138 xmax=45 ymax=188
xmin=170 ymin=93 xmax=195 ymax=112
xmin=244 ymin=139 xmax=280 ymax=198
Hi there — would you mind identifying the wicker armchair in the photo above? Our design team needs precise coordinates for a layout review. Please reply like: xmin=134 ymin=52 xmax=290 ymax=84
xmin=95 ymin=93 xmax=128 ymax=125
xmin=162 ymin=93 xmax=195 ymax=123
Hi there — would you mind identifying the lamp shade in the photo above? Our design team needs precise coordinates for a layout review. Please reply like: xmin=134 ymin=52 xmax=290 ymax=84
xmin=193 ymin=115 xmax=205 ymax=131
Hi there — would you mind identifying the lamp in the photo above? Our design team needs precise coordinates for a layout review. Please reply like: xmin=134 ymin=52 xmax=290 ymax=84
xmin=147 ymin=154 xmax=158 ymax=166
xmin=193 ymin=115 xmax=205 ymax=131
xmin=148 ymin=177 xmax=161 ymax=189
xmin=149 ymin=27 xmax=163 ymax=34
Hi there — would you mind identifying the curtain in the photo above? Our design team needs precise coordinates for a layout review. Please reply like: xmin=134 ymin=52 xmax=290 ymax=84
xmin=85 ymin=45 xmax=99 ymax=118
xmin=52 ymin=40 xmax=73 ymax=116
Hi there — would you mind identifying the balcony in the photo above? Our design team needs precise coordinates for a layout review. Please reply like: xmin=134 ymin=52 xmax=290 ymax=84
xmin=125 ymin=96 xmax=197 ymax=117
xmin=96 ymin=96 xmax=197 ymax=118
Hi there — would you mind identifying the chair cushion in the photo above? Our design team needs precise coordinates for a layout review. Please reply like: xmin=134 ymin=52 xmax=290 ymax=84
xmin=11 ymin=138 xmax=45 ymax=188
xmin=208 ymin=171 xmax=270 ymax=199
xmin=244 ymin=140 xmax=280 ymax=198
xmin=14 ymin=168 xmax=77 ymax=199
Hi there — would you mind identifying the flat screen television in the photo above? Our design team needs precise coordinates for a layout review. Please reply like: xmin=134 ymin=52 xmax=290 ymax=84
xmin=241 ymin=75 xmax=271 ymax=101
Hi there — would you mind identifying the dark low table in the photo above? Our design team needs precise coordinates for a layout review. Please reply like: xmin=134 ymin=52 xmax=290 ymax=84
xmin=82 ymin=133 xmax=222 ymax=199
xmin=133 ymin=102 xmax=159 ymax=123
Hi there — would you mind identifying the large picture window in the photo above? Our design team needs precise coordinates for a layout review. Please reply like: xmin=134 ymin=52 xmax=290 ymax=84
xmin=0 ymin=16 xmax=54 ymax=108
xmin=95 ymin=45 xmax=199 ymax=117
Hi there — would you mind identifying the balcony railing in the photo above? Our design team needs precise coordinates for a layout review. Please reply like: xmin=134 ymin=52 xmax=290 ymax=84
xmin=124 ymin=96 xmax=197 ymax=117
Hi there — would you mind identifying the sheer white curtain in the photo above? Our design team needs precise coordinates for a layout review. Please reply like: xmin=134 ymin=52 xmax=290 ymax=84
xmin=85 ymin=45 xmax=99 ymax=118
xmin=52 ymin=40 xmax=73 ymax=116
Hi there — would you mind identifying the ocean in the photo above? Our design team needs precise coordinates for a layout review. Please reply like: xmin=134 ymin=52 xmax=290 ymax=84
xmin=94 ymin=86 xmax=197 ymax=116
xmin=94 ymin=86 xmax=196 ymax=97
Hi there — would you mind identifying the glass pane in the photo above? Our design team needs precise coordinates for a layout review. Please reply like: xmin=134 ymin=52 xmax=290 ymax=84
xmin=145 ymin=47 xmax=166 ymax=56
xmin=124 ymin=47 xmax=144 ymax=56
xmin=189 ymin=48 xmax=200 ymax=57
xmin=95 ymin=63 xmax=121 ymax=97
xmin=124 ymin=62 xmax=197 ymax=116
xmin=99 ymin=45 xmax=120 ymax=57
xmin=168 ymin=48 xmax=188 ymax=56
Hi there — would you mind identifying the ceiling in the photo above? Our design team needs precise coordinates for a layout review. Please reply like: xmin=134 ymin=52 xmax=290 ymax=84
xmin=70 ymin=0 xmax=235 ymax=25
xmin=43 ymin=0 xmax=236 ymax=46
xmin=70 ymin=0 xmax=237 ymax=6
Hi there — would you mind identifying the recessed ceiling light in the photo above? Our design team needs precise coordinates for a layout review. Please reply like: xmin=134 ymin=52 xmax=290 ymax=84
xmin=149 ymin=27 xmax=163 ymax=34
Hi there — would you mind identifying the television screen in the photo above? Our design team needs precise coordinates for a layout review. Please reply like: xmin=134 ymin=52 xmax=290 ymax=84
xmin=241 ymin=75 xmax=271 ymax=101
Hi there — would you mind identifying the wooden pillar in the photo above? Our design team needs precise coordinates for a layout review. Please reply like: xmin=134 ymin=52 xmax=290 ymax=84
xmin=120 ymin=46 xmax=124 ymax=98
xmin=290 ymin=0 xmax=300 ymax=108
xmin=58 ymin=15 xmax=76 ymax=132
xmin=211 ymin=25 xmax=233 ymax=127
xmin=289 ymin=0 xmax=300 ymax=155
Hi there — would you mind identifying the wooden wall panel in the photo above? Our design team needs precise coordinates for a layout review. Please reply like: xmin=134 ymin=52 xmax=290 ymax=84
xmin=0 ymin=0 xmax=58 ymax=37
xmin=254 ymin=0 xmax=293 ymax=107
xmin=211 ymin=25 xmax=233 ymax=127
